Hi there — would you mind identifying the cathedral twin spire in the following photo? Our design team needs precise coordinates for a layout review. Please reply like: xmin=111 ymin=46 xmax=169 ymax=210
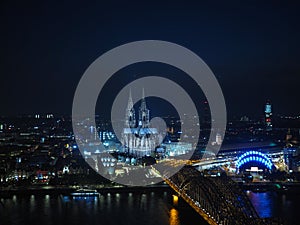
xmin=125 ymin=89 xmax=150 ymax=128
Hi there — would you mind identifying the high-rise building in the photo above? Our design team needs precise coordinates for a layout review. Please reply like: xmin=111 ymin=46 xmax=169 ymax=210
xmin=264 ymin=100 xmax=272 ymax=131
xmin=216 ymin=133 xmax=222 ymax=145
xmin=203 ymin=100 xmax=210 ymax=124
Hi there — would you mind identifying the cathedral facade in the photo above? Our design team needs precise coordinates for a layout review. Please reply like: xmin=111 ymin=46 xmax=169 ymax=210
xmin=122 ymin=90 xmax=161 ymax=158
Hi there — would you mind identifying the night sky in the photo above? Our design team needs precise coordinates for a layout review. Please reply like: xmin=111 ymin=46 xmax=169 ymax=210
xmin=1 ymin=1 xmax=299 ymax=119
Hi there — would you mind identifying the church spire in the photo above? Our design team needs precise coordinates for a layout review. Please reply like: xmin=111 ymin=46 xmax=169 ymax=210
xmin=140 ymin=88 xmax=147 ymax=111
xmin=127 ymin=89 xmax=134 ymax=110
xmin=142 ymin=88 xmax=145 ymax=99
xmin=138 ymin=88 xmax=150 ymax=128
xmin=125 ymin=89 xmax=136 ymax=128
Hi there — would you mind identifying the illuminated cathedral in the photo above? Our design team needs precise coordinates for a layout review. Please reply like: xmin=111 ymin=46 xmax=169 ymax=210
xmin=122 ymin=90 xmax=161 ymax=158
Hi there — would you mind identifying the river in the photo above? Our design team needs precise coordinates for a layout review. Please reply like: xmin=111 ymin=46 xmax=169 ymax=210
xmin=0 ymin=190 xmax=298 ymax=225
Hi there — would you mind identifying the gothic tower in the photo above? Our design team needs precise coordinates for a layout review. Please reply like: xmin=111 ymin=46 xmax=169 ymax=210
xmin=138 ymin=88 xmax=150 ymax=128
xmin=125 ymin=90 xmax=136 ymax=128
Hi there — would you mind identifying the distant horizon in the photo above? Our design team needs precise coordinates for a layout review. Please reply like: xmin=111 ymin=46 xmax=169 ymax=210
xmin=1 ymin=110 xmax=300 ymax=121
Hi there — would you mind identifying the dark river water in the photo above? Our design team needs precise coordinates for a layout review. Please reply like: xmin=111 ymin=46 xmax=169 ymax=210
xmin=0 ymin=190 xmax=299 ymax=225
xmin=247 ymin=190 xmax=300 ymax=225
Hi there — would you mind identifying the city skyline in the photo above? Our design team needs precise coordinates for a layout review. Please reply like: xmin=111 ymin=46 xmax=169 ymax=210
xmin=2 ymin=2 xmax=300 ymax=225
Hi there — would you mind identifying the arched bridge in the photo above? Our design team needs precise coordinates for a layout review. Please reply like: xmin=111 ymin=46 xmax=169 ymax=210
xmin=153 ymin=165 xmax=282 ymax=225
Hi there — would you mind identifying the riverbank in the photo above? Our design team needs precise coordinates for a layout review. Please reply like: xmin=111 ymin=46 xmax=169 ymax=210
xmin=0 ymin=183 xmax=171 ymax=197
xmin=240 ymin=181 xmax=300 ymax=193
xmin=1 ymin=181 xmax=300 ymax=198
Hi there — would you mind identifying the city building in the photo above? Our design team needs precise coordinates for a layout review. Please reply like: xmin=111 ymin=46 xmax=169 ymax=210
xmin=161 ymin=142 xmax=193 ymax=157
xmin=211 ymin=133 xmax=222 ymax=146
xmin=122 ymin=90 xmax=161 ymax=158
xmin=264 ymin=100 xmax=272 ymax=131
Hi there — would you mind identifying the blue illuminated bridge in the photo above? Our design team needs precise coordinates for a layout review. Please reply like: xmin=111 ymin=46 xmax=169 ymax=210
xmin=153 ymin=165 xmax=282 ymax=225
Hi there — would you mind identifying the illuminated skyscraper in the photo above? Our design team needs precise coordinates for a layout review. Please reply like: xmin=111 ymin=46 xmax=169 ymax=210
xmin=264 ymin=100 xmax=272 ymax=131
xmin=203 ymin=100 xmax=210 ymax=124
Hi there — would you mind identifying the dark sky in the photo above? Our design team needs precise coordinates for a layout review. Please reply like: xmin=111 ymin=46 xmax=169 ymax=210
xmin=1 ymin=1 xmax=299 ymax=119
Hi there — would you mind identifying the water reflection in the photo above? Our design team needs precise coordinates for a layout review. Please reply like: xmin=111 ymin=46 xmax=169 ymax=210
xmin=12 ymin=195 xmax=17 ymax=203
xmin=1 ymin=190 xmax=300 ymax=225
xmin=107 ymin=193 xmax=111 ymax=210
xmin=169 ymin=208 xmax=180 ymax=225
xmin=248 ymin=191 xmax=273 ymax=218
xmin=45 ymin=194 xmax=50 ymax=207
xmin=128 ymin=192 xmax=133 ymax=208
xmin=0 ymin=192 xmax=209 ymax=225
xmin=44 ymin=194 xmax=51 ymax=217
xmin=29 ymin=195 xmax=35 ymax=213
xmin=115 ymin=193 xmax=120 ymax=207
xmin=140 ymin=193 xmax=147 ymax=210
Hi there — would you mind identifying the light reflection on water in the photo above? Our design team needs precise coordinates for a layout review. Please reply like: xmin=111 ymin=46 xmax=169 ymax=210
xmin=248 ymin=191 xmax=273 ymax=218
xmin=0 ymin=192 xmax=205 ymax=225
xmin=29 ymin=195 xmax=35 ymax=213
xmin=247 ymin=190 xmax=300 ymax=225
xmin=2 ymin=191 xmax=298 ymax=225
xmin=169 ymin=208 xmax=180 ymax=225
